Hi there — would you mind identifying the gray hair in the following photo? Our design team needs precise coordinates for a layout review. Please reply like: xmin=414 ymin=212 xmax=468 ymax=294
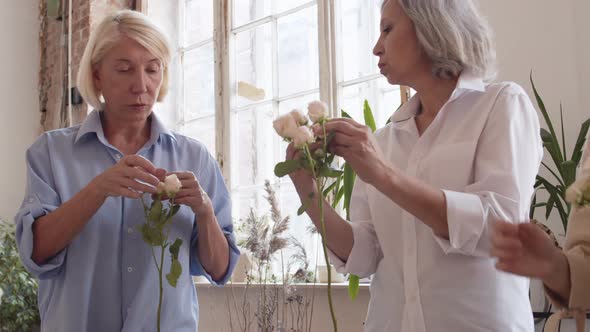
xmin=383 ymin=0 xmax=497 ymax=81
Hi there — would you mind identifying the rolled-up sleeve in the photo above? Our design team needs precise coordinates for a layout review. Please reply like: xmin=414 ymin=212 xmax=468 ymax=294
xmin=435 ymin=85 xmax=543 ymax=256
xmin=189 ymin=151 xmax=240 ymax=286
xmin=328 ymin=178 xmax=383 ymax=278
xmin=15 ymin=135 xmax=66 ymax=279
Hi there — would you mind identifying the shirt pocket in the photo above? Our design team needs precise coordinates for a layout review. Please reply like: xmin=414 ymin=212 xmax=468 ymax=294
xmin=421 ymin=141 xmax=476 ymax=190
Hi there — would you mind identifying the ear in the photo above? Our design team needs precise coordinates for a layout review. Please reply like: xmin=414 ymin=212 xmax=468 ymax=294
xmin=92 ymin=65 xmax=102 ymax=92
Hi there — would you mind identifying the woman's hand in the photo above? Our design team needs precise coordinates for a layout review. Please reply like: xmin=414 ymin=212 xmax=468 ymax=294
xmin=167 ymin=171 xmax=213 ymax=217
xmin=321 ymin=118 xmax=391 ymax=186
xmin=90 ymin=155 xmax=163 ymax=199
xmin=285 ymin=142 xmax=317 ymax=196
xmin=491 ymin=221 xmax=564 ymax=280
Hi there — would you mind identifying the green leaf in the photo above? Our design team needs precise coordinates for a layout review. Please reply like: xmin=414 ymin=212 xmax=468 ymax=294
xmin=297 ymin=192 xmax=315 ymax=216
xmin=363 ymin=100 xmax=377 ymax=132
xmin=348 ymin=274 xmax=360 ymax=301
xmin=170 ymin=205 xmax=181 ymax=218
xmin=545 ymin=195 xmax=554 ymax=220
xmin=148 ymin=200 xmax=163 ymax=223
xmin=571 ymin=118 xmax=590 ymax=164
xmin=531 ymin=73 xmax=559 ymax=156
xmin=341 ymin=110 xmax=352 ymax=119
xmin=139 ymin=224 xmax=164 ymax=246
xmin=540 ymin=128 xmax=565 ymax=171
xmin=169 ymin=238 xmax=183 ymax=260
xmin=559 ymin=104 xmax=566 ymax=160
xmin=561 ymin=160 xmax=577 ymax=188
xmin=319 ymin=165 xmax=343 ymax=178
xmin=343 ymin=163 xmax=356 ymax=220
xmin=166 ymin=259 xmax=182 ymax=288
xmin=274 ymin=160 xmax=301 ymax=177
xmin=322 ymin=178 xmax=340 ymax=197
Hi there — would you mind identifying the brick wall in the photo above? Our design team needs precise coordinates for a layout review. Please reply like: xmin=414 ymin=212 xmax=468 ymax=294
xmin=39 ymin=0 xmax=136 ymax=131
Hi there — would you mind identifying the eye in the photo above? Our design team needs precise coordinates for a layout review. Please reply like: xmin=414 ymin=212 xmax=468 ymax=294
xmin=382 ymin=25 xmax=392 ymax=33
xmin=115 ymin=65 xmax=131 ymax=73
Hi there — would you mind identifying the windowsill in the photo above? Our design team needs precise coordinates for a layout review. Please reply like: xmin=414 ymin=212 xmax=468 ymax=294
xmin=195 ymin=281 xmax=371 ymax=290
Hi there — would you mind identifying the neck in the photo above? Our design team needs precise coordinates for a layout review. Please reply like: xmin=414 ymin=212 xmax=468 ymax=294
xmin=411 ymin=71 xmax=459 ymax=117
xmin=101 ymin=108 xmax=152 ymax=155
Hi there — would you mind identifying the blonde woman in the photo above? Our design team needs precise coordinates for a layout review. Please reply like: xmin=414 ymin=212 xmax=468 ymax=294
xmin=15 ymin=10 xmax=238 ymax=332
xmin=285 ymin=0 xmax=542 ymax=331
xmin=492 ymin=132 xmax=590 ymax=332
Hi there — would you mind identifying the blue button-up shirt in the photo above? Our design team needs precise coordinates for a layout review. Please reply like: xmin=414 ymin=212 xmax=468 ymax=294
xmin=15 ymin=110 xmax=239 ymax=332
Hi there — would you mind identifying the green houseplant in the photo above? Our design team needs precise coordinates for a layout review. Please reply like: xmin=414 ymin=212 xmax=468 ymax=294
xmin=529 ymin=74 xmax=590 ymax=233
xmin=0 ymin=220 xmax=41 ymax=332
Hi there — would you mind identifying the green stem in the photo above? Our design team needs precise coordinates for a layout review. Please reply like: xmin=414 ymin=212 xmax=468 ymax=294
xmin=303 ymin=144 xmax=337 ymax=332
xmin=157 ymin=245 xmax=165 ymax=332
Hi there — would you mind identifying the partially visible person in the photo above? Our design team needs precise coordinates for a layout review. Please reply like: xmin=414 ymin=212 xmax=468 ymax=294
xmin=15 ymin=10 xmax=239 ymax=332
xmin=492 ymin=131 xmax=590 ymax=332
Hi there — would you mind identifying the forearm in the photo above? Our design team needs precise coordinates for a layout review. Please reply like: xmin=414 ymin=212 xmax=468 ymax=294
xmin=542 ymin=250 xmax=572 ymax=305
xmin=32 ymin=182 xmax=105 ymax=264
xmin=375 ymin=165 xmax=449 ymax=238
xmin=294 ymin=183 xmax=354 ymax=262
xmin=196 ymin=211 xmax=230 ymax=281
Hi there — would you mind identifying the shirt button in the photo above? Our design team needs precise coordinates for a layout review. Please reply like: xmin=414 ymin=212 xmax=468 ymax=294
xmin=127 ymin=267 xmax=133 ymax=273
xmin=127 ymin=227 xmax=134 ymax=234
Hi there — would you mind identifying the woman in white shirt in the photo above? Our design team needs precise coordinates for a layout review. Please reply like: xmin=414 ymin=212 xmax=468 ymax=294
xmin=285 ymin=0 xmax=543 ymax=331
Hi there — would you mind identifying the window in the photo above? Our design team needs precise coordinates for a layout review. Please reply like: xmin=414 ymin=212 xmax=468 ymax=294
xmin=148 ymin=0 xmax=408 ymax=276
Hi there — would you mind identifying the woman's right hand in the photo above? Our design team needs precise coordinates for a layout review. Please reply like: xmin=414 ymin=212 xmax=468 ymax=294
xmin=89 ymin=155 xmax=164 ymax=200
xmin=491 ymin=221 xmax=564 ymax=280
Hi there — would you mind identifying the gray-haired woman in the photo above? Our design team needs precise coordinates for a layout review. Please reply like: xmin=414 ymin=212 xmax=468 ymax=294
xmin=285 ymin=0 xmax=542 ymax=331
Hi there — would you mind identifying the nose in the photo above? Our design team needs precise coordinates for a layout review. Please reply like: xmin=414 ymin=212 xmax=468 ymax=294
xmin=373 ymin=36 xmax=383 ymax=57
xmin=130 ymin=70 xmax=148 ymax=95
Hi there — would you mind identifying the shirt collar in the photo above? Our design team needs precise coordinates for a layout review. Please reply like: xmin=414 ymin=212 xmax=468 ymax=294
xmin=74 ymin=109 xmax=177 ymax=145
xmin=389 ymin=70 xmax=486 ymax=124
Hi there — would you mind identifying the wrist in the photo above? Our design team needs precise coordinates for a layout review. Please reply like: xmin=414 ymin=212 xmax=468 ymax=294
xmin=373 ymin=163 xmax=398 ymax=193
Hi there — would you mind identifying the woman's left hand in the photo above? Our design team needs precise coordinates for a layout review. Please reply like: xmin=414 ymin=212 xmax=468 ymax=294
xmin=168 ymin=171 xmax=213 ymax=217
xmin=320 ymin=118 xmax=392 ymax=186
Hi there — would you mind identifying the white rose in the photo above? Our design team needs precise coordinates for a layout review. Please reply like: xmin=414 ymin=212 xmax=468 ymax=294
xmin=157 ymin=174 xmax=182 ymax=197
xmin=273 ymin=113 xmax=298 ymax=138
xmin=307 ymin=100 xmax=328 ymax=123
xmin=292 ymin=126 xmax=315 ymax=148
xmin=289 ymin=109 xmax=308 ymax=126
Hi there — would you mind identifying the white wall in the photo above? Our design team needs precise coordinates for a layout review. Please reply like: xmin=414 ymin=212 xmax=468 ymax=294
xmin=0 ymin=1 xmax=40 ymax=222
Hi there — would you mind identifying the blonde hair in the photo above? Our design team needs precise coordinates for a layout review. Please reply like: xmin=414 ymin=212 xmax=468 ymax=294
xmin=77 ymin=10 xmax=171 ymax=109
xmin=383 ymin=0 xmax=496 ymax=81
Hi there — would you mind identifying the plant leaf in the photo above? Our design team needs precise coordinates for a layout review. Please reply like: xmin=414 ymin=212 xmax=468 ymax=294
xmin=363 ymin=100 xmax=377 ymax=132
xmin=341 ymin=110 xmax=352 ymax=119
xmin=561 ymin=160 xmax=577 ymax=188
xmin=531 ymin=73 xmax=559 ymax=154
xmin=343 ymin=163 xmax=356 ymax=220
xmin=138 ymin=224 xmax=164 ymax=246
xmin=166 ymin=259 xmax=182 ymax=288
xmin=348 ymin=274 xmax=360 ymax=301
xmin=297 ymin=192 xmax=315 ymax=216
xmin=148 ymin=200 xmax=163 ymax=223
xmin=169 ymin=238 xmax=183 ymax=260
xmin=540 ymin=128 xmax=565 ymax=173
xmin=170 ymin=205 xmax=181 ymax=218
xmin=319 ymin=165 xmax=343 ymax=178
xmin=274 ymin=159 xmax=301 ymax=177
xmin=559 ymin=104 xmax=566 ymax=160
xmin=571 ymin=118 xmax=590 ymax=164
xmin=545 ymin=195 xmax=554 ymax=220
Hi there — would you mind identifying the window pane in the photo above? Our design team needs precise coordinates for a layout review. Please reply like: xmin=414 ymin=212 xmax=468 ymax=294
xmin=179 ymin=116 xmax=216 ymax=154
xmin=233 ymin=0 xmax=271 ymax=28
xmin=276 ymin=0 xmax=314 ymax=14
xmin=340 ymin=77 xmax=401 ymax=129
xmin=277 ymin=92 xmax=320 ymax=117
xmin=277 ymin=5 xmax=319 ymax=97
xmin=336 ymin=0 xmax=381 ymax=82
xmin=184 ymin=0 xmax=213 ymax=46
xmin=183 ymin=43 xmax=215 ymax=120
xmin=234 ymin=24 xmax=273 ymax=108
xmin=148 ymin=1 xmax=180 ymax=50
xmin=231 ymin=104 xmax=276 ymax=188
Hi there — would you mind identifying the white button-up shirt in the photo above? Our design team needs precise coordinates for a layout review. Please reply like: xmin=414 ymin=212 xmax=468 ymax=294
xmin=331 ymin=72 xmax=543 ymax=332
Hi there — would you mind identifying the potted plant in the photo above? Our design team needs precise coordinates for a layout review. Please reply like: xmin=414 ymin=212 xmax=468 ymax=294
xmin=0 ymin=220 xmax=41 ymax=332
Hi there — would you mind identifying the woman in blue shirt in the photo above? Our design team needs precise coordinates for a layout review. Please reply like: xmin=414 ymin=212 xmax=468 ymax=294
xmin=15 ymin=10 xmax=239 ymax=332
